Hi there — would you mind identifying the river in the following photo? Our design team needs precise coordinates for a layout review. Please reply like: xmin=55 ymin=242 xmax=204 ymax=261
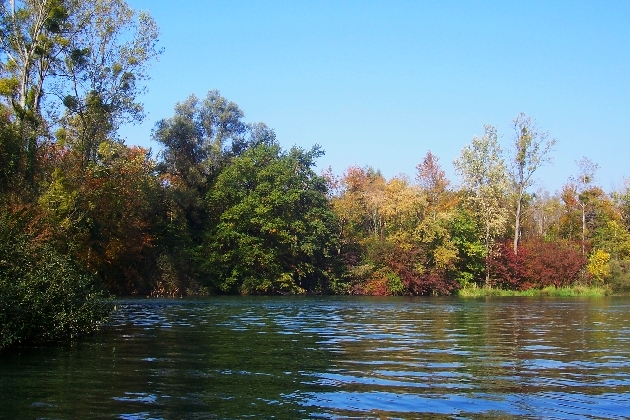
xmin=2 ymin=296 xmax=630 ymax=418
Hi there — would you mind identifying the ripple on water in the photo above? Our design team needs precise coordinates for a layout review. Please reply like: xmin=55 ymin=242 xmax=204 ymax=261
xmin=3 ymin=297 xmax=630 ymax=419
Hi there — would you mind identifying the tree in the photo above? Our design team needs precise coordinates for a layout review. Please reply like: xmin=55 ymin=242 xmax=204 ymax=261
xmin=38 ymin=142 xmax=161 ymax=294
xmin=0 ymin=0 xmax=73 ymax=183
xmin=0 ymin=0 xmax=68 ymax=119
xmin=202 ymin=143 xmax=339 ymax=294
xmin=529 ymin=189 xmax=563 ymax=241
xmin=509 ymin=113 xmax=555 ymax=254
xmin=57 ymin=0 xmax=161 ymax=165
xmin=416 ymin=150 xmax=453 ymax=217
xmin=154 ymin=90 xmax=249 ymax=191
xmin=453 ymin=124 xmax=509 ymax=285
xmin=571 ymin=157 xmax=599 ymax=254
xmin=1 ymin=0 xmax=161 ymax=165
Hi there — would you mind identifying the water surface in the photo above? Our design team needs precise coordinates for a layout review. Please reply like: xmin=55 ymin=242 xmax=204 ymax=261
xmin=2 ymin=296 xmax=630 ymax=418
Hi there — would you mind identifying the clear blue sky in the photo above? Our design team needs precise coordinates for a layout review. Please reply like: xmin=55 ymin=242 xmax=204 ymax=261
xmin=122 ymin=0 xmax=630 ymax=193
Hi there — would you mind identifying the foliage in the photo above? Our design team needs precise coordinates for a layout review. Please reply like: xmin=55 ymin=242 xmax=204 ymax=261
xmin=509 ymin=113 xmax=555 ymax=254
xmin=201 ymin=143 xmax=340 ymax=294
xmin=38 ymin=142 xmax=161 ymax=294
xmin=0 ymin=104 xmax=21 ymax=194
xmin=0 ymin=209 xmax=111 ymax=351
xmin=607 ymin=259 xmax=630 ymax=294
xmin=0 ymin=0 xmax=162 ymax=186
xmin=586 ymin=249 xmax=611 ymax=283
xmin=489 ymin=239 xmax=586 ymax=290
xmin=453 ymin=125 xmax=509 ymax=285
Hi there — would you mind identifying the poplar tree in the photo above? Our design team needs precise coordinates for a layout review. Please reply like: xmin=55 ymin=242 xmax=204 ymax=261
xmin=454 ymin=125 xmax=509 ymax=286
xmin=509 ymin=113 xmax=555 ymax=254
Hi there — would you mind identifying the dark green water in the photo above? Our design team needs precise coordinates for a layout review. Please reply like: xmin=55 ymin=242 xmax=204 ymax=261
xmin=2 ymin=297 xmax=630 ymax=419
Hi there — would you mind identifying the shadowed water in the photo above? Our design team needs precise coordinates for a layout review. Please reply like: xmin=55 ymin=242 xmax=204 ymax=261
xmin=2 ymin=296 xmax=630 ymax=418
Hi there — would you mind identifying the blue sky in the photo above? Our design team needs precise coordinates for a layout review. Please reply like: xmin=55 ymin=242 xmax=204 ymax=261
xmin=122 ymin=0 xmax=630 ymax=193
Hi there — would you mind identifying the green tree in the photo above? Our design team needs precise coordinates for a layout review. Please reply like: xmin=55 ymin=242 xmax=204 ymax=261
xmin=57 ymin=0 xmax=161 ymax=165
xmin=0 ymin=0 xmax=161 ymax=173
xmin=153 ymin=91 xmax=274 ymax=286
xmin=201 ymin=143 xmax=339 ymax=294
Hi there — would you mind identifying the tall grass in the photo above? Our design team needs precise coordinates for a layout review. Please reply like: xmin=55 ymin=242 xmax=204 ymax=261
xmin=457 ymin=284 xmax=611 ymax=298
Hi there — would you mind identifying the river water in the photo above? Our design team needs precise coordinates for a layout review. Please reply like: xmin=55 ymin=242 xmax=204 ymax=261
xmin=2 ymin=296 xmax=630 ymax=419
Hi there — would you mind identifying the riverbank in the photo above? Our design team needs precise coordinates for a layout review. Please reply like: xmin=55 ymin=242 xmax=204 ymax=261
xmin=457 ymin=284 xmax=612 ymax=298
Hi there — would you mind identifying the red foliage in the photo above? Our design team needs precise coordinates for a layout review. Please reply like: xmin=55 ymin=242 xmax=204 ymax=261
xmin=523 ymin=240 xmax=585 ymax=287
xmin=489 ymin=242 xmax=532 ymax=290
xmin=490 ymin=239 xmax=586 ymax=290
xmin=407 ymin=272 xmax=459 ymax=296
xmin=386 ymin=244 xmax=459 ymax=296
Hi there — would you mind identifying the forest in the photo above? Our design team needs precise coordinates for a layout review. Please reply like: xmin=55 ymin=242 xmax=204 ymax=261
xmin=2 ymin=0 xmax=630 ymax=350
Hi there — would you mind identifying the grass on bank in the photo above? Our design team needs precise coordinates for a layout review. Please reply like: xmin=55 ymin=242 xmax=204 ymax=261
xmin=457 ymin=284 xmax=612 ymax=298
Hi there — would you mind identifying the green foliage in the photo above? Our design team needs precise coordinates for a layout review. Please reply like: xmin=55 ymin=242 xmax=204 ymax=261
xmin=0 ymin=210 xmax=111 ymax=351
xmin=0 ymin=106 xmax=22 ymax=194
xmin=607 ymin=259 xmax=630 ymax=294
xmin=201 ymin=143 xmax=340 ymax=294
xmin=446 ymin=209 xmax=486 ymax=287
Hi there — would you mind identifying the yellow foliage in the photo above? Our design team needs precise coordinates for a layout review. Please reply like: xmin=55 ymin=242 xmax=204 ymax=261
xmin=586 ymin=249 xmax=611 ymax=283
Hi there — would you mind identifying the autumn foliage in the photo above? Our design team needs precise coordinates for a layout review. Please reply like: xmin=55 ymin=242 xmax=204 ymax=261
xmin=490 ymin=240 xmax=586 ymax=290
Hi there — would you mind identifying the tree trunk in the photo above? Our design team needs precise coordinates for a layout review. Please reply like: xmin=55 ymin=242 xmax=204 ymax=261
xmin=513 ymin=192 xmax=522 ymax=254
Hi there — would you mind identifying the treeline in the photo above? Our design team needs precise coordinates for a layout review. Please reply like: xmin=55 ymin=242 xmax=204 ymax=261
xmin=2 ymin=0 xmax=630 ymax=349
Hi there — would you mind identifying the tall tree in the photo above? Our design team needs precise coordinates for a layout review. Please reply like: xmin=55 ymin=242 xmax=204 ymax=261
xmin=57 ymin=0 xmax=161 ymax=164
xmin=153 ymin=91 xmax=271 ymax=240
xmin=453 ymin=124 xmax=509 ymax=285
xmin=416 ymin=150 xmax=451 ymax=218
xmin=509 ymin=113 xmax=555 ymax=254
xmin=1 ymin=0 xmax=161 ymax=162
xmin=572 ymin=157 xmax=599 ymax=254
xmin=153 ymin=91 xmax=248 ymax=190
xmin=0 ymin=0 xmax=73 ymax=182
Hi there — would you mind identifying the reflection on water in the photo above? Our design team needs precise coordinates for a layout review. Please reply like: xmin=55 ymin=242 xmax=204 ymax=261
xmin=2 ymin=297 xmax=630 ymax=418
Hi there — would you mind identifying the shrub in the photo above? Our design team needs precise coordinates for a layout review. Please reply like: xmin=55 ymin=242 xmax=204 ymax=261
xmin=0 ymin=211 xmax=112 ymax=351
xmin=489 ymin=239 xmax=585 ymax=290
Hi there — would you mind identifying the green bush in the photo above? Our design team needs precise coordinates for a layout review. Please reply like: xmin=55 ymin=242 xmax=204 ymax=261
xmin=0 ymin=212 xmax=112 ymax=351
xmin=607 ymin=259 xmax=630 ymax=294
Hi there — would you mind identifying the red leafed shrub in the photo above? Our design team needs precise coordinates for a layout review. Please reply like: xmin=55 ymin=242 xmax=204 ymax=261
xmin=522 ymin=240 xmax=585 ymax=288
xmin=490 ymin=240 xmax=585 ymax=290
xmin=407 ymin=272 xmax=460 ymax=296
xmin=489 ymin=241 xmax=532 ymax=290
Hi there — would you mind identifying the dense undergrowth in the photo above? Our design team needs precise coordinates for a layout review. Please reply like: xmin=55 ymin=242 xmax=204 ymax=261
xmin=0 ymin=211 xmax=112 ymax=351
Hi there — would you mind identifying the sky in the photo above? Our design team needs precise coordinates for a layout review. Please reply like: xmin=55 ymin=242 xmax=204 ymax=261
xmin=120 ymin=0 xmax=630 ymax=194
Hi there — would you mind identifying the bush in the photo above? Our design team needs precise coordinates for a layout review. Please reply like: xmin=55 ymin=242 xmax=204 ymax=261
xmin=490 ymin=240 xmax=585 ymax=290
xmin=608 ymin=259 xmax=630 ymax=294
xmin=0 ymin=211 xmax=112 ymax=351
